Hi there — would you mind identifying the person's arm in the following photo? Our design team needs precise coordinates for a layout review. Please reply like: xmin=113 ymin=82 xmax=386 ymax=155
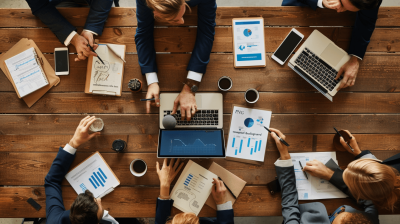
xmin=281 ymin=0 xmax=319 ymax=10
xmin=211 ymin=178 xmax=234 ymax=224
xmin=83 ymin=0 xmax=113 ymax=36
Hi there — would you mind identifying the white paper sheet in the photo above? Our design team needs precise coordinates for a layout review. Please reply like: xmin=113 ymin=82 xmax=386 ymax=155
xmin=226 ymin=106 xmax=271 ymax=162
xmin=290 ymin=152 xmax=348 ymax=200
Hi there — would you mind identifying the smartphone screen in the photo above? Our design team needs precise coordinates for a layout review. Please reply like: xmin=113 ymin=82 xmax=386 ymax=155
xmin=55 ymin=50 xmax=68 ymax=72
xmin=273 ymin=31 xmax=303 ymax=63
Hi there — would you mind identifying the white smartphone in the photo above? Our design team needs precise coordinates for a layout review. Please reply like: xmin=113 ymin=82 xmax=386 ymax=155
xmin=54 ymin=47 xmax=69 ymax=75
xmin=272 ymin=28 xmax=304 ymax=65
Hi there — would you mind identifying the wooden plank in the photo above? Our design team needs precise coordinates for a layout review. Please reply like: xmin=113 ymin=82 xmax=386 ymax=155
xmin=0 ymin=114 xmax=398 ymax=135
xmin=1 ymin=53 xmax=399 ymax=93
xmin=1 ymin=27 xmax=399 ymax=53
xmin=2 ymin=92 xmax=400 ymax=114
xmin=1 ymin=134 xmax=399 ymax=153
xmin=1 ymin=7 xmax=399 ymax=27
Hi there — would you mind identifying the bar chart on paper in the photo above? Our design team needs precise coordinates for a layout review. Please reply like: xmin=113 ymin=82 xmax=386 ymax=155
xmin=88 ymin=167 xmax=108 ymax=189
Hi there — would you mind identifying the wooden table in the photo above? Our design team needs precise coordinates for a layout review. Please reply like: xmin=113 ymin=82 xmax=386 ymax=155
xmin=0 ymin=7 xmax=400 ymax=218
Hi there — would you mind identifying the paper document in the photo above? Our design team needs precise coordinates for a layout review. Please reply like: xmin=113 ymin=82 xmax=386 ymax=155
xmin=89 ymin=44 xmax=124 ymax=95
xmin=65 ymin=152 xmax=120 ymax=199
xmin=233 ymin=18 xmax=266 ymax=67
xmin=290 ymin=152 xmax=347 ymax=200
xmin=226 ymin=106 xmax=271 ymax=163
xmin=4 ymin=47 xmax=48 ymax=97
xmin=170 ymin=160 xmax=218 ymax=216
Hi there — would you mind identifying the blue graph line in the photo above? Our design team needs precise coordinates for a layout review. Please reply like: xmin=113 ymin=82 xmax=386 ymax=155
xmin=232 ymin=138 xmax=235 ymax=147
xmin=258 ymin=140 xmax=262 ymax=151
xmin=254 ymin=141 xmax=258 ymax=153
xmin=239 ymin=140 xmax=243 ymax=153
xmin=19 ymin=70 xmax=39 ymax=81
xmin=15 ymin=58 xmax=35 ymax=70
xmin=99 ymin=168 xmax=107 ymax=179
xmin=91 ymin=175 xmax=100 ymax=187
xmin=89 ymin=178 xmax=97 ymax=189
xmin=97 ymin=172 xmax=105 ymax=183
xmin=247 ymin=138 xmax=250 ymax=147
xmin=93 ymin=172 xmax=104 ymax=187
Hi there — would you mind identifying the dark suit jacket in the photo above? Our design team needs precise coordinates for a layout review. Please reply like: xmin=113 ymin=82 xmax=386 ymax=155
xmin=276 ymin=163 xmax=379 ymax=224
xmin=155 ymin=198 xmax=234 ymax=224
xmin=282 ymin=0 xmax=381 ymax=59
xmin=135 ymin=0 xmax=217 ymax=75
xmin=45 ymin=147 xmax=75 ymax=224
xmin=26 ymin=0 xmax=113 ymax=43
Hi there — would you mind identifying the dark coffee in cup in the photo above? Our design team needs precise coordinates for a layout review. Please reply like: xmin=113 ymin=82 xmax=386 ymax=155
xmin=245 ymin=88 xmax=259 ymax=103
xmin=133 ymin=160 xmax=146 ymax=173
xmin=218 ymin=76 xmax=232 ymax=91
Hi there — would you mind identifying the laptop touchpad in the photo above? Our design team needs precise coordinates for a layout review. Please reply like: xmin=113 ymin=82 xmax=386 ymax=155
xmin=195 ymin=94 xmax=203 ymax=108
xmin=320 ymin=43 xmax=346 ymax=67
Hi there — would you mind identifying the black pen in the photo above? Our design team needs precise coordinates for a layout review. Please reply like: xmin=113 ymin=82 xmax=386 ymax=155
xmin=264 ymin=126 xmax=290 ymax=146
xmin=218 ymin=177 xmax=237 ymax=199
xmin=87 ymin=44 xmax=105 ymax=65
xmin=333 ymin=127 xmax=354 ymax=152
xmin=298 ymin=161 xmax=308 ymax=180
xmin=140 ymin=98 xmax=155 ymax=101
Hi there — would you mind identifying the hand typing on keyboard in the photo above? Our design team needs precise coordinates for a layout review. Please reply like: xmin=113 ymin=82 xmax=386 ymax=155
xmin=335 ymin=56 xmax=360 ymax=90
xmin=172 ymin=84 xmax=197 ymax=121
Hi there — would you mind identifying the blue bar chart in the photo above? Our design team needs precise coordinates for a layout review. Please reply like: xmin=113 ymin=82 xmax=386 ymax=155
xmin=89 ymin=168 xmax=108 ymax=189
xmin=184 ymin=174 xmax=193 ymax=186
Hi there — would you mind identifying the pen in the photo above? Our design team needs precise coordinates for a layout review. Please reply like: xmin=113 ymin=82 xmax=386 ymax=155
xmin=140 ymin=98 xmax=155 ymax=101
xmin=107 ymin=44 xmax=126 ymax=63
xmin=87 ymin=44 xmax=105 ymax=65
xmin=299 ymin=161 xmax=308 ymax=180
xmin=218 ymin=177 xmax=237 ymax=199
xmin=264 ymin=126 xmax=290 ymax=146
xmin=333 ymin=127 xmax=354 ymax=152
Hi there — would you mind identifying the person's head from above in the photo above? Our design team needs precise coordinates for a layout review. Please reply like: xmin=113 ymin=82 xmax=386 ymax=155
xmin=70 ymin=190 xmax=104 ymax=224
xmin=146 ymin=0 xmax=190 ymax=25
xmin=332 ymin=212 xmax=372 ymax=224
xmin=323 ymin=0 xmax=380 ymax=13
xmin=166 ymin=212 xmax=199 ymax=224
xmin=343 ymin=158 xmax=400 ymax=211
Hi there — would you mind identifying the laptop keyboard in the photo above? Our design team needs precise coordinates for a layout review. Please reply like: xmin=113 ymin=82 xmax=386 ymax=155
xmin=164 ymin=110 xmax=219 ymax=126
xmin=295 ymin=48 xmax=343 ymax=91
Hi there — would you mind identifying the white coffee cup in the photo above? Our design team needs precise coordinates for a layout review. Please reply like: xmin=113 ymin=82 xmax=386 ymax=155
xmin=129 ymin=159 xmax=147 ymax=177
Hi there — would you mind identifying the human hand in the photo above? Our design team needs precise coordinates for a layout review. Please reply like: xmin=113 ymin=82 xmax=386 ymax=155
xmin=322 ymin=0 xmax=346 ymax=12
xmin=339 ymin=130 xmax=361 ymax=156
xmin=69 ymin=116 xmax=101 ymax=148
xmin=81 ymin=30 xmax=98 ymax=51
xmin=156 ymin=158 xmax=184 ymax=187
xmin=303 ymin=160 xmax=334 ymax=180
xmin=211 ymin=178 xmax=228 ymax=205
xmin=70 ymin=33 xmax=97 ymax=62
xmin=146 ymin=83 xmax=160 ymax=113
xmin=269 ymin=128 xmax=290 ymax=160
xmin=172 ymin=84 xmax=197 ymax=121
xmin=335 ymin=56 xmax=360 ymax=90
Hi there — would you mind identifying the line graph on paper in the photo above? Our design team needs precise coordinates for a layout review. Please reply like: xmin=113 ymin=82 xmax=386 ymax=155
xmin=169 ymin=139 xmax=217 ymax=155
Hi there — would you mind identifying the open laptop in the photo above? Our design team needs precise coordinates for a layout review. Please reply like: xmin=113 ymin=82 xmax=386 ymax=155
xmin=158 ymin=93 xmax=225 ymax=158
xmin=288 ymin=30 xmax=351 ymax=101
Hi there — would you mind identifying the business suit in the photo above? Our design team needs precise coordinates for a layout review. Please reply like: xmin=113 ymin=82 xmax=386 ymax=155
xmin=135 ymin=0 xmax=217 ymax=75
xmin=155 ymin=198 xmax=234 ymax=224
xmin=282 ymin=0 xmax=382 ymax=59
xmin=275 ymin=159 xmax=379 ymax=224
xmin=26 ymin=0 xmax=113 ymax=44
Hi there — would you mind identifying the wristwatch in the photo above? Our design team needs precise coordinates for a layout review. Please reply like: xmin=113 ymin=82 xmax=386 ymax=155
xmin=181 ymin=79 xmax=199 ymax=93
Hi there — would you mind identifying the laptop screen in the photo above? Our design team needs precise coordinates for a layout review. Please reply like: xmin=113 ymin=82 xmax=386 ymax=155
xmin=158 ymin=129 xmax=225 ymax=158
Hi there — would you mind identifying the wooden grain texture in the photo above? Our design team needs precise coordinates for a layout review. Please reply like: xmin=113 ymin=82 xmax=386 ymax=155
xmin=1 ymin=27 xmax=399 ymax=53
xmin=1 ymin=7 xmax=399 ymax=27
xmin=1 ymin=53 xmax=399 ymax=93
xmin=1 ymin=92 xmax=400 ymax=114
xmin=0 ymin=114 xmax=399 ymax=135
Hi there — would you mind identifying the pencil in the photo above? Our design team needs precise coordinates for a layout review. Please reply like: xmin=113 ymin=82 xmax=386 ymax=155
xmin=107 ymin=44 xmax=126 ymax=63
xmin=87 ymin=44 xmax=105 ymax=65
xmin=299 ymin=161 xmax=308 ymax=180
xmin=333 ymin=127 xmax=354 ymax=152
xmin=218 ymin=177 xmax=237 ymax=199
xmin=264 ymin=126 xmax=290 ymax=146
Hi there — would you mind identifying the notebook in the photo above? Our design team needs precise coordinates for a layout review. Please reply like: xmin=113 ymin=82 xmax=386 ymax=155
xmin=65 ymin=152 xmax=120 ymax=199
xmin=4 ymin=47 xmax=49 ymax=98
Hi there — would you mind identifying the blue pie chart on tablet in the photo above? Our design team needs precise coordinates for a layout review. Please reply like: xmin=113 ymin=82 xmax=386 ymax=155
xmin=244 ymin=118 xmax=254 ymax=128
xmin=243 ymin=29 xmax=252 ymax=37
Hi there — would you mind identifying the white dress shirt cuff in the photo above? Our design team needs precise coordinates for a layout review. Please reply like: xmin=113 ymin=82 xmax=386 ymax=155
xmin=102 ymin=210 xmax=119 ymax=224
xmin=217 ymin=201 xmax=233 ymax=211
xmin=64 ymin=31 xmax=77 ymax=46
xmin=187 ymin=71 xmax=203 ymax=82
xmin=158 ymin=197 xmax=172 ymax=200
xmin=63 ymin=143 xmax=77 ymax=155
xmin=274 ymin=158 xmax=293 ymax=167
xmin=349 ymin=54 xmax=363 ymax=61
xmin=82 ymin=29 xmax=98 ymax=36
xmin=317 ymin=0 xmax=324 ymax=8
xmin=145 ymin=72 xmax=159 ymax=85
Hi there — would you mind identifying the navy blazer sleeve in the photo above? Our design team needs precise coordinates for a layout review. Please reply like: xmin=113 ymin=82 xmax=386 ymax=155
xmin=215 ymin=209 xmax=234 ymax=224
xmin=282 ymin=0 xmax=319 ymax=11
xmin=155 ymin=198 xmax=174 ymax=224
xmin=45 ymin=147 xmax=76 ymax=224
xmin=83 ymin=0 xmax=114 ymax=35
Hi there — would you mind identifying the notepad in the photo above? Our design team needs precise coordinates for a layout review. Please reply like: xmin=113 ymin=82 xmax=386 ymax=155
xmin=4 ymin=47 xmax=49 ymax=98
xmin=65 ymin=152 xmax=120 ymax=199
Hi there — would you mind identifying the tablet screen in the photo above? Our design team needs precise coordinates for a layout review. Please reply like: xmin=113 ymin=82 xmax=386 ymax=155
xmin=158 ymin=129 xmax=225 ymax=158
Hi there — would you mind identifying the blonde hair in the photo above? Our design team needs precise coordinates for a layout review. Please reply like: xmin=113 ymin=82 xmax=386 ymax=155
xmin=343 ymin=158 xmax=400 ymax=211
xmin=146 ymin=0 xmax=190 ymax=19
xmin=166 ymin=212 xmax=199 ymax=224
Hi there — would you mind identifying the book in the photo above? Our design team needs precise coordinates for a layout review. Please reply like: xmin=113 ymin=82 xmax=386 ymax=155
xmin=225 ymin=105 xmax=272 ymax=165
xmin=4 ymin=47 xmax=49 ymax=98
xmin=65 ymin=152 xmax=120 ymax=199
xmin=232 ymin=18 xmax=266 ymax=68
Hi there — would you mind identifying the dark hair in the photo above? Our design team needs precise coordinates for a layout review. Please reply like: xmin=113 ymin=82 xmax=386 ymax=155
xmin=348 ymin=0 xmax=380 ymax=10
xmin=341 ymin=212 xmax=372 ymax=224
xmin=70 ymin=190 xmax=99 ymax=224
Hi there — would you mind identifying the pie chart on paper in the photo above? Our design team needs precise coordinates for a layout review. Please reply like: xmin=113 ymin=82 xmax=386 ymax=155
xmin=243 ymin=29 xmax=252 ymax=37
xmin=244 ymin=118 xmax=254 ymax=128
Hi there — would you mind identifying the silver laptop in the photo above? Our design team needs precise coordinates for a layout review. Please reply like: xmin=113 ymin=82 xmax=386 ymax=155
xmin=159 ymin=93 xmax=223 ymax=129
xmin=288 ymin=30 xmax=351 ymax=101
